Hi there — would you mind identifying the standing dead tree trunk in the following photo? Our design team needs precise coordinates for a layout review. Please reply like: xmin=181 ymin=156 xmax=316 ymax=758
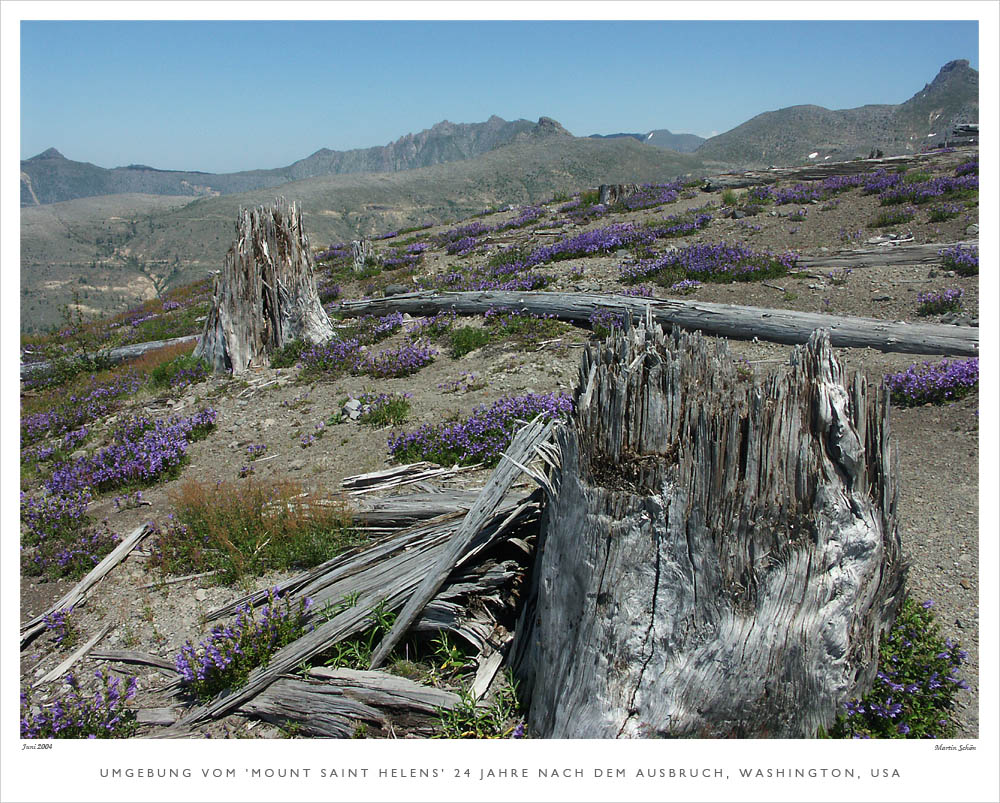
xmin=598 ymin=184 xmax=641 ymax=205
xmin=512 ymin=322 xmax=906 ymax=738
xmin=352 ymin=239 xmax=374 ymax=273
xmin=194 ymin=198 xmax=334 ymax=374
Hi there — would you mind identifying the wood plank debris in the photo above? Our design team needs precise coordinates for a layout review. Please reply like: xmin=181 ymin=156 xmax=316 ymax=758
xmin=368 ymin=416 xmax=554 ymax=668
xmin=21 ymin=524 xmax=152 ymax=649
xmin=34 ymin=624 xmax=112 ymax=687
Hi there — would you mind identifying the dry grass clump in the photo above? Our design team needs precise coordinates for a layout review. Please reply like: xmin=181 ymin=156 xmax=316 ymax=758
xmin=151 ymin=478 xmax=361 ymax=583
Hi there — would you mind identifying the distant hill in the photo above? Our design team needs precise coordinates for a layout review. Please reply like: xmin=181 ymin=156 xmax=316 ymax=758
xmin=20 ymin=116 xmax=554 ymax=207
xmin=588 ymin=129 xmax=706 ymax=153
xmin=21 ymin=132 xmax=713 ymax=331
xmin=694 ymin=60 xmax=978 ymax=166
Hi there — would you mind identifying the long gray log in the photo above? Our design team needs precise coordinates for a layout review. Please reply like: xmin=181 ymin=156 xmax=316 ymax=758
xmin=335 ymin=290 xmax=977 ymax=356
xmin=367 ymin=416 xmax=554 ymax=669
xmin=513 ymin=323 xmax=906 ymax=738
xmin=20 ymin=335 xmax=198 ymax=379
xmin=798 ymin=240 xmax=977 ymax=270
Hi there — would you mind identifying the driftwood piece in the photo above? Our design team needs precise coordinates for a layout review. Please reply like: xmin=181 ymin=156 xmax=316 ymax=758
xmin=335 ymin=290 xmax=978 ymax=356
xmin=194 ymin=198 xmax=334 ymax=374
xmin=20 ymin=524 xmax=151 ymax=648
xmin=240 ymin=667 xmax=463 ymax=738
xmin=137 ymin=708 xmax=178 ymax=726
xmin=512 ymin=323 xmax=905 ymax=738
xmin=798 ymin=240 xmax=977 ymax=270
xmin=34 ymin=624 xmax=112 ymax=687
xmin=368 ymin=416 xmax=555 ymax=668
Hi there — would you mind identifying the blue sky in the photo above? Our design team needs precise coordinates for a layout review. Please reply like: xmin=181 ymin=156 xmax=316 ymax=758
xmin=18 ymin=19 xmax=981 ymax=174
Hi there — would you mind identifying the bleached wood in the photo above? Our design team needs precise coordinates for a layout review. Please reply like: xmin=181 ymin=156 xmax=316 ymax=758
xmin=368 ymin=417 xmax=554 ymax=669
xmin=33 ymin=624 xmax=112 ymax=687
xmin=336 ymin=290 xmax=977 ymax=356
xmin=89 ymin=650 xmax=180 ymax=674
xmin=167 ymin=491 xmax=540 ymax=728
xmin=798 ymin=240 xmax=977 ymax=270
xmin=20 ymin=523 xmax=151 ymax=648
xmin=194 ymin=198 xmax=334 ymax=374
xmin=240 ymin=668 xmax=462 ymax=738
xmin=514 ymin=323 xmax=906 ymax=738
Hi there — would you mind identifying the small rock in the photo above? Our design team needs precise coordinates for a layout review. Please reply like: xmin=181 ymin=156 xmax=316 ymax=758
xmin=343 ymin=398 xmax=362 ymax=412
xmin=288 ymin=459 xmax=306 ymax=471
xmin=928 ymin=269 xmax=938 ymax=278
xmin=229 ymin=440 xmax=240 ymax=450
xmin=946 ymin=270 xmax=956 ymax=278
xmin=966 ymin=223 xmax=979 ymax=236
xmin=872 ymin=294 xmax=893 ymax=302
xmin=959 ymin=579 xmax=971 ymax=590
xmin=954 ymin=618 xmax=965 ymax=629
xmin=769 ymin=210 xmax=778 ymax=217
xmin=194 ymin=589 xmax=208 ymax=601
xmin=262 ymin=418 xmax=276 ymax=429
xmin=384 ymin=284 xmax=409 ymax=297
xmin=732 ymin=210 xmax=745 ymax=220
xmin=69 ymin=449 xmax=87 ymax=461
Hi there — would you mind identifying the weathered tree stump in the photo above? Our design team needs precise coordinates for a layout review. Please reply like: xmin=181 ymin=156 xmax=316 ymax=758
xmin=194 ymin=198 xmax=334 ymax=374
xmin=598 ymin=183 xmax=641 ymax=205
xmin=512 ymin=322 xmax=906 ymax=738
xmin=352 ymin=239 xmax=375 ymax=273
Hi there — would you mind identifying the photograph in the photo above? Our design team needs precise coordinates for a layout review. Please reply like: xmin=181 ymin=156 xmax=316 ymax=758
xmin=3 ymin=3 xmax=996 ymax=802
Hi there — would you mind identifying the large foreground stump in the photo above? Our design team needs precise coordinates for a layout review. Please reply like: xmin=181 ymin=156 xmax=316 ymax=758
xmin=195 ymin=198 xmax=334 ymax=374
xmin=513 ymin=323 xmax=906 ymax=738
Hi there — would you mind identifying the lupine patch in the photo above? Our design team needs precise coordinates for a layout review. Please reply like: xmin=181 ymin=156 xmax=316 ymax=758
xmin=20 ymin=670 xmax=138 ymax=739
xmin=828 ymin=599 xmax=968 ymax=739
xmin=884 ymin=358 xmax=978 ymax=406
xmin=174 ymin=589 xmax=311 ymax=699
xmin=46 ymin=408 xmax=217 ymax=496
xmin=916 ymin=289 xmax=963 ymax=316
xmin=619 ymin=242 xmax=797 ymax=285
xmin=939 ymin=245 xmax=978 ymax=276
xmin=388 ymin=392 xmax=573 ymax=467
xmin=879 ymin=174 xmax=978 ymax=206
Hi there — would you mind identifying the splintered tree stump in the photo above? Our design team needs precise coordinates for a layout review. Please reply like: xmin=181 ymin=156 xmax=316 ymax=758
xmin=513 ymin=323 xmax=906 ymax=738
xmin=598 ymin=183 xmax=641 ymax=205
xmin=352 ymin=239 xmax=374 ymax=273
xmin=194 ymin=198 xmax=334 ymax=374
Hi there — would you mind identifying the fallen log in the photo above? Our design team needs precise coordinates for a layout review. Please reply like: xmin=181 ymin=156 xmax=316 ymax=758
xmin=798 ymin=240 xmax=977 ymax=270
xmin=20 ymin=335 xmax=199 ymax=380
xmin=512 ymin=323 xmax=906 ymax=738
xmin=335 ymin=290 xmax=978 ymax=356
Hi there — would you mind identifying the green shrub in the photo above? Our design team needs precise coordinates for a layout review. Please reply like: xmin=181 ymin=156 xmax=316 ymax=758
xmin=449 ymin=326 xmax=492 ymax=358
xmin=270 ymin=339 xmax=306 ymax=368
